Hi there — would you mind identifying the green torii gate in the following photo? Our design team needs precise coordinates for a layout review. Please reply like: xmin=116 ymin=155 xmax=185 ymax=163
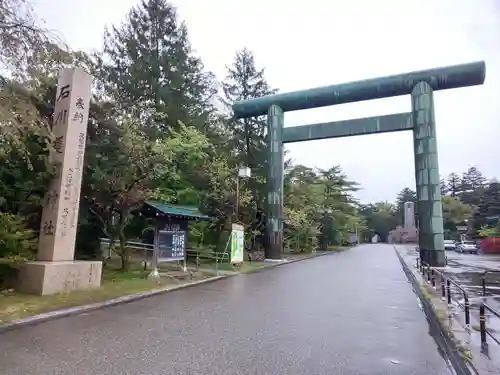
xmin=232 ymin=61 xmax=486 ymax=267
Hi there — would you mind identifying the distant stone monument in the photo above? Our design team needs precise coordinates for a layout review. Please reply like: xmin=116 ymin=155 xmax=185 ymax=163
xmin=18 ymin=68 xmax=102 ymax=295
xmin=388 ymin=202 xmax=419 ymax=243
xmin=403 ymin=201 xmax=416 ymax=229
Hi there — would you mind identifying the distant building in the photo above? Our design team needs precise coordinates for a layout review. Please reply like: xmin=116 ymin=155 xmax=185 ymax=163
xmin=389 ymin=225 xmax=418 ymax=243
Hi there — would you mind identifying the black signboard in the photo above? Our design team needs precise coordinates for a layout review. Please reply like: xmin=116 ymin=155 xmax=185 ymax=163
xmin=158 ymin=230 xmax=186 ymax=261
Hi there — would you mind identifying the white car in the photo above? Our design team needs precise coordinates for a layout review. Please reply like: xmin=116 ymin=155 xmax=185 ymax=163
xmin=444 ymin=240 xmax=456 ymax=250
xmin=456 ymin=241 xmax=478 ymax=254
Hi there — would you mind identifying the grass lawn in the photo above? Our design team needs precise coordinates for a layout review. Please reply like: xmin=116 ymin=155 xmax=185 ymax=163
xmin=201 ymin=261 xmax=266 ymax=273
xmin=0 ymin=264 xmax=199 ymax=324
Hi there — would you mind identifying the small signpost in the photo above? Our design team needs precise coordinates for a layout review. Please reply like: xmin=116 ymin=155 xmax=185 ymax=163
xmin=456 ymin=225 xmax=469 ymax=243
xmin=158 ymin=230 xmax=186 ymax=262
xmin=149 ymin=229 xmax=187 ymax=278
xmin=230 ymin=223 xmax=244 ymax=264
xmin=138 ymin=201 xmax=211 ymax=279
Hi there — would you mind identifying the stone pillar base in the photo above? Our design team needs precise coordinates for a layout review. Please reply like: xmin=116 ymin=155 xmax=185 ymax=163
xmin=17 ymin=260 xmax=102 ymax=296
xmin=420 ymin=249 xmax=446 ymax=268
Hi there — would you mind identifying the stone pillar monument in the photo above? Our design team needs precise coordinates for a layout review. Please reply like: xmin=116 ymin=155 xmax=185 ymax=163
xmin=403 ymin=201 xmax=416 ymax=229
xmin=18 ymin=68 xmax=103 ymax=295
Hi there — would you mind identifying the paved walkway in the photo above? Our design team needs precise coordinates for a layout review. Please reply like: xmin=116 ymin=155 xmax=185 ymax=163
xmin=0 ymin=244 xmax=452 ymax=375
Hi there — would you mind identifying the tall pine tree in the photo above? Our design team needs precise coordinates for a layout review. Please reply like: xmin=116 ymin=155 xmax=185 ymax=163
xmin=446 ymin=172 xmax=461 ymax=197
xmin=97 ymin=0 xmax=216 ymax=136
xmin=459 ymin=166 xmax=487 ymax=206
xmin=395 ymin=187 xmax=417 ymax=225
xmin=473 ymin=181 xmax=500 ymax=232
xmin=440 ymin=178 xmax=448 ymax=196
xmin=222 ymin=48 xmax=277 ymax=208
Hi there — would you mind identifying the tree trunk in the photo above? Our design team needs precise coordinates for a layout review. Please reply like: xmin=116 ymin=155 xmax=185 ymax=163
xmin=106 ymin=239 xmax=115 ymax=259
xmin=119 ymin=232 xmax=129 ymax=271
xmin=118 ymin=214 xmax=129 ymax=271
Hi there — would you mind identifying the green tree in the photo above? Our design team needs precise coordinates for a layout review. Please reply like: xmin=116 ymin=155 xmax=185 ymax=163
xmin=441 ymin=196 xmax=474 ymax=238
xmin=0 ymin=0 xmax=54 ymax=73
xmin=83 ymin=113 xmax=171 ymax=270
xmin=222 ymin=48 xmax=277 ymax=210
xmin=283 ymin=165 xmax=322 ymax=251
xmin=479 ymin=223 xmax=500 ymax=238
xmin=283 ymin=165 xmax=361 ymax=251
xmin=315 ymin=166 xmax=360 ymax=248
xmin=459 ymin=166 xmax=487 ymax=206
xmin=97 ymin=0 xmax=216 ymax=136
xmin=447 ymin=172 xmax=461 ymax=197
xmin=473 ymin=181 xmax=500 ymax=234
xmin=440 ymin=178 xmax=448 ymax=196
xmin=395 ymin=187 xmax=417 ymax=225
xmin=0 ymin=52 xmax=59 ymax=237
xmin=359 ymin=202 xmax=399 ymax=242
xmin=461 ymin=166 xmax=487 ymax=191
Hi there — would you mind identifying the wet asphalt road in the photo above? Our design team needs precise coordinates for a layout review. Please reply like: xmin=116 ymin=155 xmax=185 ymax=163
xmin=446 ymin=251 xmax=500 ymax=273
xmin=444 ymin=250 xmax=500 ymax=313
xmin=0 ymin=244 xmax=452 ymax=375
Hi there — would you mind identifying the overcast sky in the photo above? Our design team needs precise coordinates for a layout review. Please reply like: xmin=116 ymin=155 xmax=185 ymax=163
xmin=34 ymin=0 xmax=500 ymax=203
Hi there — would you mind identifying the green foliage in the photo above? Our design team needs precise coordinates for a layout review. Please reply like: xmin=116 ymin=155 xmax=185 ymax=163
xmin=83 ymin=112 xmax=174 ymax=269
xmin=395 ymin=187 xmax=417 ymax=224
xmin=441 ymin=196 xmax=474 ymax=228
xmin=283 ymin=165 xmax=362 ymax=251
xmin=359 ymin=202 xmax=399 ymax=242
xmin=75 ymin=205 xmax=103 ymax=261
xmin=0 ymin=213 xmax=36 ymax=261
xmin=366 ymin=167 xmax=498 ymax=241
xmin=478 ymin=224 xmax=500 ymax=238
xmin=222 ymin=48 xmax=277 ymax=198
xmin=96 ymin=0 xmax=216 ymax=135
xmin=5 ymin=0 xmax=498 ymax=283
xmin=0 ymin=0 xmax=54 ymax=74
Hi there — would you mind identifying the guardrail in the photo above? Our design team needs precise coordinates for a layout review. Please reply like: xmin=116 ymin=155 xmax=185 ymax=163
xmin=186 ymin=248 xmax=230 ymax=271
xmin=481 ymin=270 xmax=500 ymax=297
xmin=100 ymin=238 xmax=154 ymax=252
xmin=480 ymin=270 xmax=500 ymax=350
xmin=416 ymin=257 xmax=500 ymax=352
xmin=100 ymin=238 xmax=231 ymax=272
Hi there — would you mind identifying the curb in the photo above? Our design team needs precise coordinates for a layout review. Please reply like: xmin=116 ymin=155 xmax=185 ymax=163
xmin=0 ymin=250 xmax=341 ymax=333
xmin=0 ymin=275 xmax=227 ymax=334
xmin=393 ymin=246 xmax=473 ymax=375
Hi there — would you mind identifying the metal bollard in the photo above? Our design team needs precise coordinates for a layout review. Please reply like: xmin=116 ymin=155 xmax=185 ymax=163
xmin=446 ymin=279 xmax=451 ymax=305
xmin=427 ymin=265 xmax=431 ymax=282
xmin=431 ymin=269 xmax=436 ymax=287
xmin=441 ymin=277 xmax=446 ymax=298
xmin=464 ymin=293 xmax=470 ymax=327
xmin=479 ymin=302 xmax=488 ymax=351
xmin=482 ymin=275 xmax=486 ymax=297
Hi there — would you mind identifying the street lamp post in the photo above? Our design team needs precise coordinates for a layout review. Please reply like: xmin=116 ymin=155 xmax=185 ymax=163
xmin=235 ymin=167 xmax=251 ymax=220
xmin=355 ymin=223 xmax=359 ymax=245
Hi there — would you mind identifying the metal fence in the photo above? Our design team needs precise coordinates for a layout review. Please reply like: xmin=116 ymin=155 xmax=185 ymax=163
xmin=100 ymin=238 xmax=230 ymax=272
xmin=416 ymin=257 xmax=500 ymax=352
